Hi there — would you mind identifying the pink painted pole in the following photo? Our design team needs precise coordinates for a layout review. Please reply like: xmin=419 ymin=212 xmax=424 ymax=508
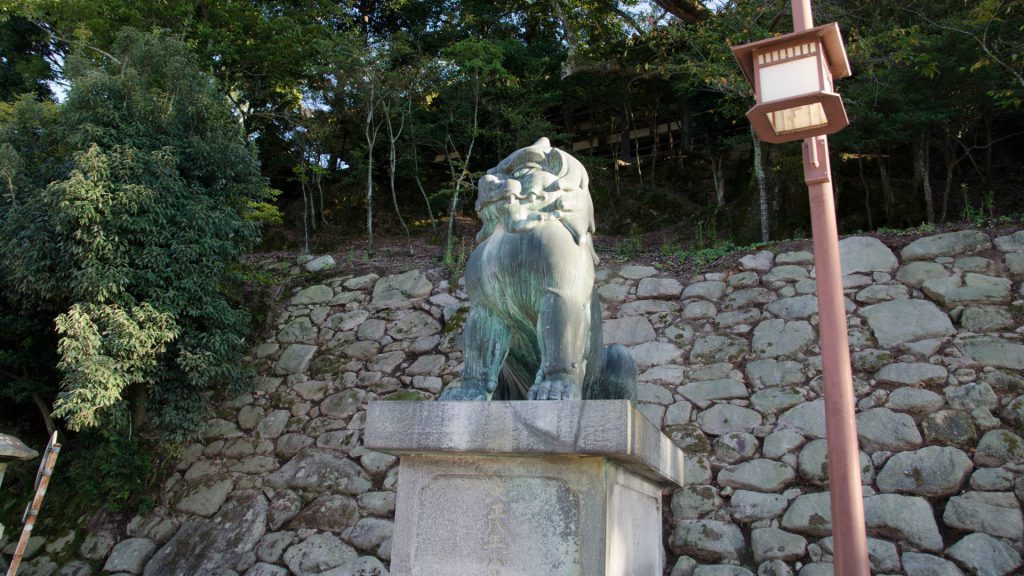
xmin=792 ymin=2 xmax=870 ymax=575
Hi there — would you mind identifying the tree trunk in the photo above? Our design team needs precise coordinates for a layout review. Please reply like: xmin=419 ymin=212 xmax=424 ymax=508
xmin=125 ymin=383 xmax=148 ymax=434
xmin=618 ymin=109 xmax=631 ymax=162
xmin=610 ymin=141 xmax=622 ymax=201
xmin=365 ymin=84 xmax=380 ymax=252
xmin=667 ymin=121 xmax=676 ymax=171
xmin=649 ymin=103 xmax=660 ymax=188
xmin=833 ymin=179 xmax=840 ymax=218
xmin=550 ymin=0 xmax=579 ymax=78
xmin=4 ymin=174 xmax=14 ymax=206
xmin=315 ymin=168 xmax=325 ymax=226
xmin=444 ymin=144 xmax=463 ymax=264
xmin=366 ymin=148 xmax=374 ymax=251
xmin=711 ymin=155 xmax=726 ymax=208
xmin=411 ymin=145 xmax=436 ymax=231
xmin=300 ymin=165 xmax=310 ymax=253
xmin=384 ymin=100 xmax=412 ymax=254
xmin=676 ymin=102 xmax=690 ymax=170
xmin=941 ymin=134 xmax=956 ymax=223
xmin=909 ymin=148 xmax=922 ymax=202
xmin=681 ymin=101 xmax=692 ymax=151
xmin=445 ymin=76 xmax=481 ymax=264
xmin=628 ymin=105 xmax=644 ymax=192
xmin=32 ymin=393 xmax=56 ymax=437
xmin=877 ymin=152 xmax=895 ymax=220
xmin=751 ymin=126 xmax=769 ymax=242
xmin=984 ymin=118 xmax=993 ymax=188
xmin=858 ymin=157 xmax=873 ymax=230
xmin=407 ymin=116 xmax=437 ymax=231
xmin=304 ymin=157 xmax=319 ymax=232
xmin=913 ymin=138 xmax=935 ymax=224
xmin=767 ymin=145 xmax=782 ymax=227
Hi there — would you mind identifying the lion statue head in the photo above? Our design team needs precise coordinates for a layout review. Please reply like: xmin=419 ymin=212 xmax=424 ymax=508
xmin=475 ymin=137 xmax=598 ymax=263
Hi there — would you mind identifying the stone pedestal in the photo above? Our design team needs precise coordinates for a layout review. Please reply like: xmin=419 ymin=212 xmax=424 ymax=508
xmin=365 ymin=400 xmax=685 ymax=576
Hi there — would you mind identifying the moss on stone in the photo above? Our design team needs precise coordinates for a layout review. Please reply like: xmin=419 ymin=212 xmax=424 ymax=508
xmin=379 ymin=390 xmax=433 ymax=401
xmin=309 ymin=354 xmax=347 ymax=378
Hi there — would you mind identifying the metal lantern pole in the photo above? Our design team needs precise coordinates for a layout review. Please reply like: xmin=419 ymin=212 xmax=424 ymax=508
xmin=792 ymin=1 xmax=870 ymax=575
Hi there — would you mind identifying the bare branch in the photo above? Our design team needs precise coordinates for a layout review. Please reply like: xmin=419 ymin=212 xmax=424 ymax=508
xmin=651 ymin=0 xmax=711 ymax=23
xmin=31 ymin=20 xmax=120 ymax=65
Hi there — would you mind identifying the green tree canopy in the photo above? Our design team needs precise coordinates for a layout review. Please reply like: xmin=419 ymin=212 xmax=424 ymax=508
xmin=4 ymin=0 xmax=1023 ymax=268
xmin=0 ymin=15 xmax=56 ymax=101
xmin=0 ymin=29 xmax=271 ymax=435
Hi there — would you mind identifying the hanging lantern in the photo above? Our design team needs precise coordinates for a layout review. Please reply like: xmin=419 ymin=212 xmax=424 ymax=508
xmin=732 ymin=23 xmax=852 ymax=143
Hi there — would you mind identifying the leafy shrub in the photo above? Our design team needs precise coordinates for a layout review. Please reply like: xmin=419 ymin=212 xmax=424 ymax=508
xmin=0 ymin=30 xmax=272 ymax=437
xmin=66 ymin=425 xmax=158 ymax=514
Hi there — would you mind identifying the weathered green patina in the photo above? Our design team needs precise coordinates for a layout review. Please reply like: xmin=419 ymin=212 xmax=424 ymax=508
xmin=440 ymin=138 xmax=637 ymax=402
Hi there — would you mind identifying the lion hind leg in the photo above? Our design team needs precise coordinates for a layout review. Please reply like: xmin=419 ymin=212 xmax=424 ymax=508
xmin=585 ymin=344 xmax=637 ymax=403
xmin=440 ymin=307 xmax=510 ymax=401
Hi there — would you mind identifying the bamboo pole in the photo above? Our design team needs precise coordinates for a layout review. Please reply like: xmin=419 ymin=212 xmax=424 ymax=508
xmin=6 ymin=432 xmax=60 ymax=576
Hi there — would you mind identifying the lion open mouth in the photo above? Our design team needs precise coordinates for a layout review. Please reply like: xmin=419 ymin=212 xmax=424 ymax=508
xmin=504 ymin=197 xmax=549 ymax=231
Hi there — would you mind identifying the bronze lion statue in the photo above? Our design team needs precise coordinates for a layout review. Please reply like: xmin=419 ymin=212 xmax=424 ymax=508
xmin=440 ymin=138 xmax=637 ymax=402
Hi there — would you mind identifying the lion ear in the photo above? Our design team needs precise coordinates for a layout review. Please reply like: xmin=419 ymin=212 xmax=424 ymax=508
xmin=546 ymin=149 xmax=563 ymax=176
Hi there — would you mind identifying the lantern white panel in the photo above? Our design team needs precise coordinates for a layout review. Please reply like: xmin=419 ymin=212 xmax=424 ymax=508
xmin=820 ymin=52 xmax=834 ymax=91
xmin=766 ymin=102 xmax=828 ymax=135
xmin=758 ymin=56 xmax=820 ymax=102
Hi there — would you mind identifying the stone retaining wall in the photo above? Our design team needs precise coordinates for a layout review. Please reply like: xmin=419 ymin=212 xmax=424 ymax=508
xmin=7 ymin=228 xmax=1024 ymax=576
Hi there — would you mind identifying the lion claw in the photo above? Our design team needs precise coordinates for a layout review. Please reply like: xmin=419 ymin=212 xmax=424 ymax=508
xmin=528 ymin=379 xmax=581 ymax=401
xmin=439 ymin=380 xmax=490 ymax=401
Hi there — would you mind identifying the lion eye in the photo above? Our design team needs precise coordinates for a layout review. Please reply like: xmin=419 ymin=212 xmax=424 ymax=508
xmin=512 ymin=166 xmax=533 ymax=179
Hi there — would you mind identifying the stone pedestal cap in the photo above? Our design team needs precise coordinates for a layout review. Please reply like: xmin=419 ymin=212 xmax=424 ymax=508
xmin=365 ymin=399 xmax=684 ymax=487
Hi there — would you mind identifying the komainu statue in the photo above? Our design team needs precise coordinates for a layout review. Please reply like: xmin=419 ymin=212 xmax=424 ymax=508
xmin=440 ymin=138 xmax=637 ymax=402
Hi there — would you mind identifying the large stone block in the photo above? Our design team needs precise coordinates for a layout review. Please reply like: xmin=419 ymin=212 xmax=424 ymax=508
xmin=860 ymin=299 xmax=955 ymax=347
xmin=144 ymin=490 xmax=268 ymax=576
xmin=365 ymin=400 xmax=684 ymax=576
xmin=837 ymin=236 xmax=898 ymax=275
xmin=900 ymin=230 xmax=990 ymax=260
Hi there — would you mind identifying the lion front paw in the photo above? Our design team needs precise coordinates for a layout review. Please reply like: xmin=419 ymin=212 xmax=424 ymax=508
xmin=528 ymin=379 xmax=581 ymax=401
xmin=439 ymin=380 xmax=490 ymax=401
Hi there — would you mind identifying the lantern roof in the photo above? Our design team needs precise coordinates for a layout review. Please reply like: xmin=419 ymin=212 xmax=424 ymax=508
xmin=731 ymin=22 xmax=851 ymax=88
xmin=0 ymin=433 xmax=38 ymax=461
